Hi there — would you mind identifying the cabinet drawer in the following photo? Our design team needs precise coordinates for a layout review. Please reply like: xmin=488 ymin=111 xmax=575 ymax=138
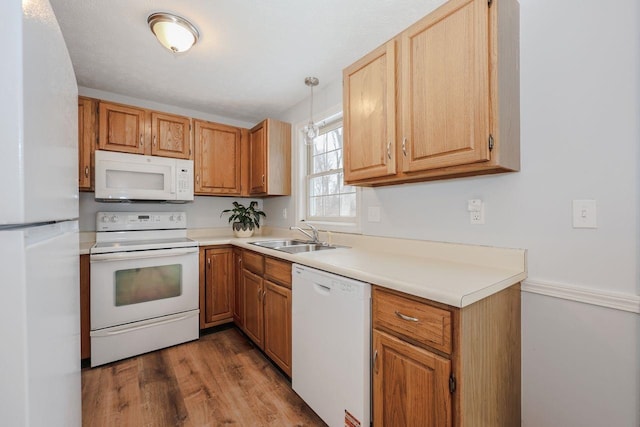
xmin=242 ymin=250 xmax=264 ymax=275
xmin=373 ymin=288 xmax=452 ymax=354
xmin=264 ymin=257 xmax=292 ymax=289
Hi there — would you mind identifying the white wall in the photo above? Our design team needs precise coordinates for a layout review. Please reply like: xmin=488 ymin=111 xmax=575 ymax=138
xmin=265 ymin=0 xmax=640 ymax=425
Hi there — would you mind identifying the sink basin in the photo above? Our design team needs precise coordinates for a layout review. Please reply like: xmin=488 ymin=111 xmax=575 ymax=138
xmin=250 ymin=239 xmax=310 ymax=248
xmin=249 ymin=240 xmax=340 ymax=253
xmin=275 ymin=244 xmax=337 ymax=254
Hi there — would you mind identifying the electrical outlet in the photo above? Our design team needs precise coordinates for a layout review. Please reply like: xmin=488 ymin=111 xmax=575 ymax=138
xmin=468 ymin=199 xmax=485 ymax=224
xmin=368 ymin=206 xmax=381 ymax=222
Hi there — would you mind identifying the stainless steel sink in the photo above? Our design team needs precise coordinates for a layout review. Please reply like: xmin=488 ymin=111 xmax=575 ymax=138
xmin=250 ymin=239 xmax=340 ymax=253
xmin=250 ymin=239 xmax=310 ymax=248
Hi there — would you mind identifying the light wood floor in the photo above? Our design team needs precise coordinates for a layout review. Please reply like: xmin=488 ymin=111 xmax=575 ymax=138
xmin=82 ymin=327 xmax=327 ymax=427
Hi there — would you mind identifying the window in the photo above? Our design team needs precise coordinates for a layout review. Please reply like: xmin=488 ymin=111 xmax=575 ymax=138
xmin=305 ymin=116 xmax=357 ymax=223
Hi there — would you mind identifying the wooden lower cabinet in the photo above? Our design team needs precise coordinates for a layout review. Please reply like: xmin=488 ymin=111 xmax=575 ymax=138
xmin=234 ymin=249 xmax=292 ymax=376
xmin=263 ymin=280 xmax=292 ymax=376
xmin=232 ymin=248 xmax=243 ymax=325
xmin=373 ymin=330 xmax=451 ymax=426
xmin=372 ymin=285 xmax=521 ymax=427
xmin=199 ymin=246 xmax=234 ymax=329
xmin=79 ymin=254 xmax=90 ymax=360
xmin=242 ymin=269 xmax=264 ymax=346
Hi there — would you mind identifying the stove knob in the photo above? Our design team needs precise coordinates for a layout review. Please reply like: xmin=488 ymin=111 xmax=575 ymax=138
xmin=176 ymin=215 xmax=183 ymax=222
xmin=101 ymin=216 xmax=108 ymax=223
xmin=110 ymin=215 xmax=118 ymax=223
xmin=169 ymin=215 xmax=175 ymax=222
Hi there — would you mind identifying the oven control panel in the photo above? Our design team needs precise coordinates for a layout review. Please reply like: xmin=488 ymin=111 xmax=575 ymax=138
xmin=96 ymin=212 xmax=187 ymax=231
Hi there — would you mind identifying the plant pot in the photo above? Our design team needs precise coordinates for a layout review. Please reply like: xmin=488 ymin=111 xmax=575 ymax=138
xmin=233 ymin=223 xmax=255 ymax=238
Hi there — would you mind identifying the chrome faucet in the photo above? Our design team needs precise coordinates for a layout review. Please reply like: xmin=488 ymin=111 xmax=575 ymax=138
xmin=290 ymin=222 xmax=320 ymax=243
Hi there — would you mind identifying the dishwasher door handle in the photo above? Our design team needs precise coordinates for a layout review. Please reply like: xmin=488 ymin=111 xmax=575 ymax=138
xmin=313 ymin=282 xmax=331 ymax=295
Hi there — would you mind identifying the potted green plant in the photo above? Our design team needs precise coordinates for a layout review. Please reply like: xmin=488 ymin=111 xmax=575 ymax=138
xmin=221 ymin=201 xmax=266 ymax=238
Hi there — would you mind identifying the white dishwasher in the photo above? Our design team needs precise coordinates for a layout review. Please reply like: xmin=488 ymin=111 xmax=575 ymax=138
xmin=292 ymin=264 xmax=371 ymax=427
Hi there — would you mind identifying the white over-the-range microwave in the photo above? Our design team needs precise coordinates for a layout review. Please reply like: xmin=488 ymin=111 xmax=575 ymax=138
xmin=94 ymin=150 xmax=194 ymax=202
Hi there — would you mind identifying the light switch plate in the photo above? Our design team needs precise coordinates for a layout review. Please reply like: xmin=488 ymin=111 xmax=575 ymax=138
xmin=572 ymin=200 xmax=597 ymax=228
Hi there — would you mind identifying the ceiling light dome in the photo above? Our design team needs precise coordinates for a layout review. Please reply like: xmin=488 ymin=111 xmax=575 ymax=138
xmin=148 ymin=12 xmax=199 ymax=53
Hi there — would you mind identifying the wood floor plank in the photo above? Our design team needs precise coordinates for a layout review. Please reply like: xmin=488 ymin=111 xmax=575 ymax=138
xmin=82 ymin=327 xmax=326 ymax=427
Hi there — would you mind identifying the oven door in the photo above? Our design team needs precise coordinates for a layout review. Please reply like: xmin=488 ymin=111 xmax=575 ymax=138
xmin=90 ymin=247 xmax=198 ymax=330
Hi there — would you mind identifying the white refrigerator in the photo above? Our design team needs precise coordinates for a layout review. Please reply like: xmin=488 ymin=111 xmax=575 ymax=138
xmin=0 ymin=0 xmax=81 ymax=426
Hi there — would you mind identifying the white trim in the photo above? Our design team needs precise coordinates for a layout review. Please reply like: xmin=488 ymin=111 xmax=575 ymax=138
xmin=293 ymin=103 xmax=361 ymax=234
xmin=522 ymin=279 xmax=640 ymax=314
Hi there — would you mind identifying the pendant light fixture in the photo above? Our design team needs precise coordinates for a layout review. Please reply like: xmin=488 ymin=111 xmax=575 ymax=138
xmin=303 ymin=77 xmax=319 ymax=146
xmin=148 ymin=12 xmax=199 ymax=53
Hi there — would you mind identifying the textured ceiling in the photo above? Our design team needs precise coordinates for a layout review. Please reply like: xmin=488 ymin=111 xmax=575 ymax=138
xmin=50 ymin=0 xmax=446 ymax=124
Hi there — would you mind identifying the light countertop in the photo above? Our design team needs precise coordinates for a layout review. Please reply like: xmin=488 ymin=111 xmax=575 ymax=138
xmin=80 ymin=228 xmax=527 ymax=308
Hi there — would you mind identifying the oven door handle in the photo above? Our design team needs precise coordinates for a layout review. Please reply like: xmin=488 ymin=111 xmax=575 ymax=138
xmin=90 ymin=247 xmax=198 ymax=262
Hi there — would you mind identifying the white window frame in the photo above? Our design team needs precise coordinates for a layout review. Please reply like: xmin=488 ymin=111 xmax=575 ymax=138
xmin=293 ymin=104 xmax=360 ymax=234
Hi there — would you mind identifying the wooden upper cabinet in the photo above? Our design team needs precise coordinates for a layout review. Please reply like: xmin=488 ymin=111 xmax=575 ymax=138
xmin=249 ymin=122 xmax=267 ymax=194
xmin=401 ymin=0 xmax=489 ymax=172
xmin=78 ymin=97 xmax=96 ymax=190
xmin=98 ymin=101 xmax=146 ymax=154
xmin=249 ymin=119 xmax=291 ymax=196
xmin=343 ymin=40 xmax=397 ymax=182
xmin=343 ymin=0 xmax=520 ymax=185
xmin=151 ymin=112 xmax=191 ymax=159
xmin=98 ymin=101 xmax=192 ymax=160
xmin=194 ymin=120 xmax=242 ymax=195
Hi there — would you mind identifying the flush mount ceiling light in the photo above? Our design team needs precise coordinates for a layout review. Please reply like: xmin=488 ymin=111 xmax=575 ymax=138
xmin=148 ymin=12 xmax=199 ymax=53
xmin=303 ymin=77 xmax=319 ymax=146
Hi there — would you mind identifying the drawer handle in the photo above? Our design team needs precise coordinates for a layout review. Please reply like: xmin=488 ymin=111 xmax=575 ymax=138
xmin=395 ymin=310 xmax=419 ymax=322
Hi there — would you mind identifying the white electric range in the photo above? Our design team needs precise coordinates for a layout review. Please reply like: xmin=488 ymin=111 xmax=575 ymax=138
xmin=89 ymin=212 xmax=199 ymax=367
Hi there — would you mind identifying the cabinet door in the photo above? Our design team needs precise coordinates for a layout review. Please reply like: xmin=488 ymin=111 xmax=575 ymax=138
xmin=401 ymin=0 xmax=490 ymax=172
xmin=243 ymin=269 xmax=264 ymax=347
xmin=98 ymin=102 xmax=146 ymax=154
xmin=203 ymin=248 xmax=233 ymax=325
xmin=151 ymin=112 xmax=191 ymax=159
xmin=343 ymin=40 xmax=397 ymax=182
xmin=263 ymin=280 xmax=292 ymax=376
xmin=249 ymin=121 xmax=267 ymax=194
xmin=194 ymin=120 xmax=242 ymax=195
xmin=78 ymin=97 xmax=95 ymax=190
xmin=373 ymin=330 xmax=451 ymax=427
xmin=232 ymin=248 xmax=243 ymax=326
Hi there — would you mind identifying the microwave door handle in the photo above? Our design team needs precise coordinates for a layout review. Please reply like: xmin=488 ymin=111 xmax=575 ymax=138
xmin=170 ymin=164 xmax=176 ymax=194
xmin=90 ymin=247 xmax=198 ymax=262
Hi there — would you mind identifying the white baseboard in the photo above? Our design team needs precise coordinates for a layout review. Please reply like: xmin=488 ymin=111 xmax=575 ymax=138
xmin=522 ymin=279 xmax=640 ymax=314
